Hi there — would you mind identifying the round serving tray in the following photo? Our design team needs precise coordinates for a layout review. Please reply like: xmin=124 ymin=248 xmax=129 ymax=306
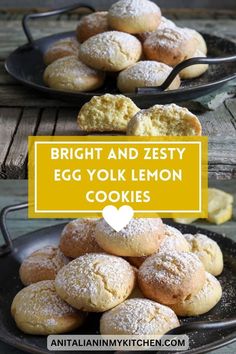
xmin=0 ymin=203 xmax=236 ymax=354
xmin=4 ymin=3 xmax=236 ymax=107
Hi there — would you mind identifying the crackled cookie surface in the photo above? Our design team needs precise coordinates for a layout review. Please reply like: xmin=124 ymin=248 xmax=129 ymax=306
xmin=55 ymin=253 xmax=135 ymax=312
xmin=11 ymin=280 xmax=85 ymax=334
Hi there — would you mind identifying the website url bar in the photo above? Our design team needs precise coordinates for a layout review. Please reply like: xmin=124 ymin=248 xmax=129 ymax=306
xmin=47 ymin=334 xmax=189 ymax=351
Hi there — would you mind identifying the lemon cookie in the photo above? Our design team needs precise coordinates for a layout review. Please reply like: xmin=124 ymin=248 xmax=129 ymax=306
xmin=137 ymin=16 xmax=176 ymax=42
xmin=170 ymin=272 xmax=222 ymax=316
xmin=108 ymin=0 xmax=161 ymax=34
xmin=117 ymin=61 xmax=180 ymax=93
xmin=189 ymin=29 xmax=207 ymax=54
xmin=43 ymin=56 xmax=105 ymax=92
xmin=138 ymin=251 xmax=206 ymax=305
xmin=55 ymin=254 xmax=135 ymax=312
xmin=79 ymin=31 xmax=142 ymax=71
xmin=19 ymin=245 xmax=69 ymax=286
xmin=128 ymin=225 xmax=190 ymax=268
xmin=143 ymin=27 xmax=197 ymax=67
xmin=100 ymin=298 xmax=179 ymax=335
xmin=77 ymin=94 xmax=140 ymax=132
xmin=95 ymin=218 xmax=166 ymax=257
xmin=11 ymin=280 xmax=85 ymax=335
xmin=44 ymin=37 xmax=79 ymax=65
xmin=76 ymin=12 xmax=109 ymax=42
xmin=127 ymin=103 xmax=202 ymax=136
xmin=179 ymin=49 xmax=208 ymax=79
xmin=59 ymin=219 xmax=103 ymax=258
xmin=184 ymin=233 xmax=223 ymax=276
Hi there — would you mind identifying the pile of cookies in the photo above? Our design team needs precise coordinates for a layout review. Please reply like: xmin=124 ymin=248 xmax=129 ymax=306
xmin=43 ymin=0 xmax=208 ymax=93
xmin=77 ymin=93 xmax=202 ymax=135
xmin=12 ymin=218 xmax=223 ymax=336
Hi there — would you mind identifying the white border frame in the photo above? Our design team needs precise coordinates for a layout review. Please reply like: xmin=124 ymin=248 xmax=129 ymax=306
xmin=34 ymin=141 xmax=202 ymax=214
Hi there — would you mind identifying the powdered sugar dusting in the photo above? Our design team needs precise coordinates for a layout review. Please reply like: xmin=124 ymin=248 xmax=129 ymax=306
xmin=138 ymin=16 xmax=176 ymax=42
xmin=60 ymin=219 xmax=103 ymax=257
xmin=62 ymin=218 xmax=97 ymax=240
xmin=139 ymin=251 xmax=203 ymax=286
xmin=119 ymin=60 xmax=173 ymax=84
xmin=160 ymin=225 xmax=190 ymax=252
xmin=184 ymin=233 xmax=220 ymax=258
xmin=145 ymin=27 xmax=194 ymax=49
xmin=21 ymin=245 xmax=69 ymax=273
xmin=96 ymin=217 xmax=162 ymax=240
xmin=80 ymin=31 xmax=141 ymax=60
xmin=56 ymin=253 xmax=134 ymax=300
xmin=193 ymin=272 xmax=221 ymax=301
xmin=46 ymin=37 xmax=79 ymax=54
xmin=101 ymin=298 xmax=179 ymax=335
xmin=14 ymin=280 xmax=77 ymax=317
xmin=78 ymin=11 xmax=108 ymax=30
xmin=109 ymin=0 xmax=160 ymax=18
xmin=158 ymin=16 xmax=176 ymax=30
xmin=45 ymin=56 xmax=103 ymax=79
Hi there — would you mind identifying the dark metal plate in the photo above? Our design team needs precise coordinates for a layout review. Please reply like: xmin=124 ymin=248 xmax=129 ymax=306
xmin=5 ymin=32 xmax=236 ymax=107
xmin=0 ymin=221 xmax=235 ymax=354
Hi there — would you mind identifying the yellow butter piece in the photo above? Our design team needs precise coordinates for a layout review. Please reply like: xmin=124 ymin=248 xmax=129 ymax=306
xmin=174 ymin=188 xmax=233 ymax=225
xmin=207 ymin=188 xmax=233 ymax=225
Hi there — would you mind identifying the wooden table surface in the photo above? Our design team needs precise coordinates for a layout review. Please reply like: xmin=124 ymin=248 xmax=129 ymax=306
xmin=0 ymin=9 xmax=236 ymax=179
xmin=0 ymin=179 xmax=235 ymax=354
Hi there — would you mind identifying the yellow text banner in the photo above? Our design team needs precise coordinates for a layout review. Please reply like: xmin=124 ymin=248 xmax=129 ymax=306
xmin=28 ymin=136 xmax=208 ymax=218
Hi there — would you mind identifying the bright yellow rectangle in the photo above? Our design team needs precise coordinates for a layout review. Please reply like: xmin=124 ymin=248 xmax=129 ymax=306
xmin=28 ymin=136 xmax=208 ymax=218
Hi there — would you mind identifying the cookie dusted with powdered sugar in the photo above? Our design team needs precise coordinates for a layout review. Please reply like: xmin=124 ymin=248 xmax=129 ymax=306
xmin=117 ymin=60 xmax=180 ymax=93
xmin=55 ymin=254 xmax=135 ymax=312
xmin=137 ymin=16 xmax=176 ymax=42
xmin=128 ymin=225 xmax=190 ymax=268
xmin=11 ymin=280 xmax=85 ymax=335
xmin=138 ymin=251 xmax=206 ymax=305
xmin=19 ymin=245 xmax=69 ymax=286
xmin=108 ymin=0 xmax=161 ymax=34
xmin=184 ymin=233 xmax=223 ymax=276
xmin=59 ymin=219 xmax=103 ymax=258
xmin=170 ymin=272 xmax=222 ymax=316
xmin=43 ymin=56 xmax=105 ymax=92
xmin=95 ymin=218 xmax=166 ymax=257
xmin=143 ymin=27 xmax=198 ymax=67
xmin=79 ymin=31 xmax=142 ymax=72
xmin=44 ymin=37 xmax=79 ymax=65
xmin=100 ymin=298 xmax=179 ymax=335
xmin=76 ymin=12 xmax=110 ymax=43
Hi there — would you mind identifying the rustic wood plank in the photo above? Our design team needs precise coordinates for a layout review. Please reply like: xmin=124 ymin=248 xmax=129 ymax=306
xmin=198 ymin=105 xmax=236 ymax=136
xmin=209 ymin=137 xmax=236 ymax=162
xmin=4 ymin=108 xmax=40 ymax=179
xmin=0 ymin=0 xmax=236 ymax=10
xmin=0 ymin=61 xmax=18 ymax=84
xmin=208 ymin=164 xmax=236 ymax=179
xmin=0 ymin=107 xmax=21 ymax=178
xmin=0 ymin=8 xmax=235 ymax=18
xmin=36 ymin=108 xmax=57 ymax=136
xmin=208 ymin=137 xmax=236 ymax=179
xmin=54 ymin=108 xmax=81 ymax=136
xmin=0 ymin=85 xmax=80 ymax=107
